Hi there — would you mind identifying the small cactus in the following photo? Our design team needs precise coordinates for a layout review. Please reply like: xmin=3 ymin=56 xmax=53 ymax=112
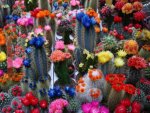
xmin=67 ymin=98 xmax=81 ymax=112
xmin=0 ymin=92 xmax=12 ymax=110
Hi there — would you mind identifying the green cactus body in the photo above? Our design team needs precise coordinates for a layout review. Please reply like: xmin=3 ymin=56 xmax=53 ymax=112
xmin=0 ymin=92 xmax=12 ymax=110
xmin=38 ymin=0 xmax=50 ymax=10
xmin=67 ymin=98 xmax=81 ymax=112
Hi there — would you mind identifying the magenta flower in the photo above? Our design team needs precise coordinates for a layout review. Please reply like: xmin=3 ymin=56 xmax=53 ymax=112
xmin=70 ymin=0 xmax=80 ymax=6
xmin=82 ymin=103 xmax=92 ymax=113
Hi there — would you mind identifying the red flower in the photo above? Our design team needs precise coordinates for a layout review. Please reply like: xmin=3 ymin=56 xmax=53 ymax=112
xmin=115 ymin=104 xmax=127 ymax=113
xmin=124 ymin=84 xmax=136 ymax=95
xmin=134 ymin=24 xmax=142 ymax=29
xmin=114 ymin=16 xmax=122 ymax=23
xmin=121 ymin=98 xmax=131 ymax=107
xmin=112 ymin=82 xmax=124 ymax=92
xmin=106 ymin=74 xmax=119 ymax=84
xmin=127 ymin=56 xmax=147 ymax=69
xmin=115 ymin=1 xmax=125 ymax=11
xmin=131 ymin=101 xmax=141 ymax=110
xmin=116 ymin=74 xmax=126 ymax=83
xmin=134 ymin=11 xmax=145 ymax=21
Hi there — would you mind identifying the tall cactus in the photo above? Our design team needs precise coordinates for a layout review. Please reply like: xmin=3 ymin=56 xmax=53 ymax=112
xmin=84 ymin=0 xmax=99 ymax=11
xmin=38 ymin=0 xmax=50 ymax=10
xmin=75 ymin=11 xmax=98 ymax=52
xmin=21 ymin=34 xmax=50 ymax=100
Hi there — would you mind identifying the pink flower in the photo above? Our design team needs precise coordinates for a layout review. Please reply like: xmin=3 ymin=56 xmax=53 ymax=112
xmin=64 ymin=53 xmax=72 ymax=59
xmin=56 ymin=13 xmax=62 ymax=19
xmin=34 ymin=28 xmax=43 ymax=35
xmin=55 ymin=41 xmax=65 ymax=50
xmin=70 ymin=0 xmax=80 ymax=6
xmin=13 ymin=57 xmax=23 ymax=69
xmin=67 ymin=44 xmax=75 ymax=51
xmin=7 ymin=57 xmax=13 ymax=68
xmin=91 ymin=101 xmax=99 ymax=107
xmin=44 ymin=25 xmax=51 ymax=31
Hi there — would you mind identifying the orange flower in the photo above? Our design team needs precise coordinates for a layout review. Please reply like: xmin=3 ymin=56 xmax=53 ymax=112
xmin=102 ymin=27 xmax=108 ymax=33
xmin=0 ymin=33 xmax=6 ymax=46
xmin=94 ymin=26 xmax=100 ymax=33
xmin=90 ymin=88 xmax=101 ymax=99
xmin=88 ymin=69 xmax=103 ymax=81
xmin=133 ymin=1 xmax=143 ymax=11
xmin=142 ymin=45 xmax=150 ymax=51
xmin=87 ymin=9 xmax=97 ymax=17
xmin=58 ymin=0 xmax=62 ymax=4
xmin=95 ymin=17 xmax=101 ymax=23
xmin=124 ymin=40 xmax=139 ymax=55
xmin=122 ymin=3 xmax=133 ymax=14
xmin=76 ymin=84 xmax=86 ymax=93
xmin=78 ymin=77 xmax=85 ymax=83
xmin=50 ymin=13 xmax=56 ymax=19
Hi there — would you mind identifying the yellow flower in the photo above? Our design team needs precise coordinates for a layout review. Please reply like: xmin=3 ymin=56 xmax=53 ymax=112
xmin=117 ymin=50 xmax=127 ymax=57
xmin=0 ymin=51 xmax=7 ymax=62
xmin=114 ymin=57 xmax=125 ymax=67
xmin=79 ymin=63 xmax=84 ymax=68
xmin=86 ymin=53 xmax=94 ymax=60
xmin=83 ymin=49 xmax=89 ymax=55
xmin=97 ymin=51 xmax=113 ymax=64
xmin=89 ymin=65 xmax=93 ymax=69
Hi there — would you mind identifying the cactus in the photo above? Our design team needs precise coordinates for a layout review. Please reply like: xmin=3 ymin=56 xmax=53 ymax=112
xmin=84 ymin=0 xmax=99 ymax=11
xmin=131 ymin=89 xmax=146 ymax=103
xmin=144 ymin=67 xmax=150 ymax=79
xmin=38 ymin=0 xmax=50 ymax=10
xmin=75 ymin=19 xmax=97 ymax=52
xmin=21 ymin=34 xmax=50 ymax=100
xmin=0 ymin=92 xmax=12 ymax=110
xmin=25 ymin=0 xmax=38 ymax=11
xmin=102 ymin=35 xmax=117 ymax=51
xmin=67 ymin=98 xmax=81 ymax=112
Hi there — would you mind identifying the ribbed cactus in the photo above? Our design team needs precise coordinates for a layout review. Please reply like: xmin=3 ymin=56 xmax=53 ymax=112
xmin=38 ymin=0 xmax=50 ymax=10
xmin=102 ymin=35 xmax=117 ymax=51
xmin=0 ymin=92 xmax=12 ymax=110
xmin=131 ymin=89 xmax=146 ymax=103
xmin=67 ymin=98 xmax=81 ymax=112
xmin=75 ymin=20 xmax=97 ymax=52
xmin=144 ymin=67 xmax=150 ymax=79
xmin=21 ymin=34 xmax=50 ymax=100
xmin=84 ymin=0 xmax=99 ymax=11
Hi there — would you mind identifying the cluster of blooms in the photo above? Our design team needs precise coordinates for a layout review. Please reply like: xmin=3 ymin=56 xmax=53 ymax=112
xmin=76 ymin=9 xmax=101 ymax=32
xmin=30 ymin=8 xmax=53 ymax=18
xmin=106 ymin=74 xmax=136 ymax=94
xmin=21 ymin=92 xmax=48 ymax=109
xmin=13 ymin=0 xmax=25 ymax=10
xmin=97 ymin=51 xmax=113 ymax=64
xmin=76 ymin=69 xmax=104 ymax=101
xmin=17 ymin=17 xmax=33 ymax=26
xmin=9 ymin=85 xmax=22 ymax=97
xmin=115 ymin=98 xmax=142 ymax=113
xmin=7 ymin=57 xmax=23 ymax=69
xmin=50 ymin=50 xmax=71 ymax=62
xmin=55 ymin=40 xmax=75 ymax=51
xmin=127 ymin=56 xmax=147 ymax=69
xmin=123 ymin=40 xmax=139 ymax=55
xmin=49 ymin=98 xmax=68 ymax=113
xmin=81 ymin=101 xmax=109 ymax=113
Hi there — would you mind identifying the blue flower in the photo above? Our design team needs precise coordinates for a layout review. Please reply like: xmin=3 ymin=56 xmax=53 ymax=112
xmin=91 ymin=17 xmax=97 ymax=25
xmin=48 ymin=89 xmax=56 ymax=98
xmin=29 ymin=37 xmax=37 ymax=46
xmin=53 ymin=2 xmax=59 ymax=10
xmin=34 ymin=37 xmax=45 ymax=48
xmin=76 ymin=12 xmax=85 ymax=21
xmin=63 ymin=2 xmax=68 ymax=9
xmin=13 ymin=15 xmax=20 ymax=21
xmin=54 ymin=86 xmax=61 ymax=92
xmin=68 ymin=87 xmax=76 ymax=97
xmin=82 ymin=15 xmax=91 ymax=28
xmin=23 ymin=58 xmax=31 ymax=67
xmin=56 ymin=90 xmax=63 ymax=97
xmin=65 ymin=86 xmax=70 ymax=93
xmin=25 ymin=47 xmax=32 ymax=54
xmin=29 ymin=82 xmax=36 ymax=90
